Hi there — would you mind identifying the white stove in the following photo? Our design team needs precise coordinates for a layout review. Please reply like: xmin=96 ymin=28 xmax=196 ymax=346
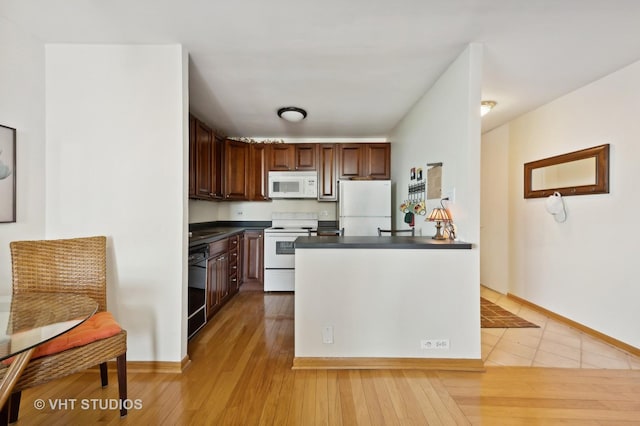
xmin=264 ymin=212 xmax=318 ymax=292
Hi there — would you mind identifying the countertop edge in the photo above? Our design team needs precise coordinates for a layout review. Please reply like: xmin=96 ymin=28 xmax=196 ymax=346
xmin=294 ymin=236 xmax=472 ymax=250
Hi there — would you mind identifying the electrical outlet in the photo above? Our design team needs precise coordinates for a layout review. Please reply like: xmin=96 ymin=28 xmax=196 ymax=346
xmin=443 ymin=188 xmax=456 ymax=203
xmin=322 ymin=326 xmax=334 ymax=344
xmin=319 ymin=210 xmax=329 ymax=217
xmin=421 ymin=339 xmax=450 ymax=350
xmin=236 ymin=210 xmax=244 ymax=216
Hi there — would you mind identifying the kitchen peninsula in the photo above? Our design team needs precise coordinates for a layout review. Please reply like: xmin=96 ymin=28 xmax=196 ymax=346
xmin=293 ymin=236 xmax=483 ymax=371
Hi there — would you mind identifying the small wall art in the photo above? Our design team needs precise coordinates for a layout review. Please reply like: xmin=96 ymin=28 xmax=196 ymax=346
xmin=426 ymin=162 xmax=442 ymax=200
xmin=0 ymin=124 xmax=16 ymax=223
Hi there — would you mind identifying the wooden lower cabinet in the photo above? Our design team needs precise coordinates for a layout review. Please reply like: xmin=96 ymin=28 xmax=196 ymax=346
xmin=237 ymin=233 xmax=245 ymax=290
xmin=207 ymin=239 xmax=229 ymax=319
xmin=206 ymin=253 xmax=228 ymax=319
xmin=203 ymin=231 xmax=252 ymax=324
xmin=228 ymin=234 xmax=240 ymax=294
xmin=190 ymin=229 xmax=265 ymax=338
xmin=242 ymin=230 xmax=264 ymax=290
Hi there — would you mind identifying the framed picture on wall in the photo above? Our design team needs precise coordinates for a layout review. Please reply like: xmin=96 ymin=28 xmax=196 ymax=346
xmin=0 ymin=124 xmax=16 ymax=223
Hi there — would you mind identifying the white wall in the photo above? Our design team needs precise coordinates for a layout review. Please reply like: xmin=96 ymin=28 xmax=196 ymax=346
xmin=377 ymin=43 xmax=483 ymax=354
xmin=480 ymin=124 xmax=509 ymax=293
xmin=0 ymin=18 xmax=46 ymax=287
xmin=390 ymin=44 xmax=483 ymax=246
xmin=45 ymin=45 xmax=188 ymax=362
xmin=294 ymin=43 xmax=485 ymax=357
xmin=296 ymin=248 xmax=480 ymax=359
xmin=490 ymin=59 xmax=640 ymax=348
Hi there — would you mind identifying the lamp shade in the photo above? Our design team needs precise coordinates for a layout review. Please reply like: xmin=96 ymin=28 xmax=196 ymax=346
xmin=278 ymin=107 xmax=307 ymax=122
xmin=426 ymin=208 xmax=450 ymax=222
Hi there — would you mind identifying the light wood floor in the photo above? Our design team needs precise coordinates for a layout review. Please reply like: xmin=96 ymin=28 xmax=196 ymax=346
xmin=15 ymin=292 xmax=640 ymax=425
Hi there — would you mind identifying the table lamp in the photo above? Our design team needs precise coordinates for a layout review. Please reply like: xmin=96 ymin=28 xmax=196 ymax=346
xmin=426 ymin=208 xmax=450 ymax=240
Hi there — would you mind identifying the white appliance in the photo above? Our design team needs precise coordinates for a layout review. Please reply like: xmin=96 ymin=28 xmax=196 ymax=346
xmin=264 ymin=212 xmax=318 ymax=291
xmin=268 ymin=171 xmax=318 ymax=199
xmin=338 ymin=180 xmax=392 ymax=236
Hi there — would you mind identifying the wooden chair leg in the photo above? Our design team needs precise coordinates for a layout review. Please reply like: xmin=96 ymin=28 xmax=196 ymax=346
xmin=99 ymin=362 xmax=108 ymax=387
xmin=117 ymin=353 xmax=127 ymax=417
xmin=0 ymin=397 xmax=8 ymax=426
xmin=8 ymin=391 xmax=21 ymax=424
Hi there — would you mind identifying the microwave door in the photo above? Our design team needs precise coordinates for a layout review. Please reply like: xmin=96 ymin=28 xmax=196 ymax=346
xmin=271 ymin=179 xmax=301 ymax=198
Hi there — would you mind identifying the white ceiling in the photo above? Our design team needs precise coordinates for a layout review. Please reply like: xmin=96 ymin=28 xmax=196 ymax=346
xmin=3 ymin=0 xmax=640 ymax=138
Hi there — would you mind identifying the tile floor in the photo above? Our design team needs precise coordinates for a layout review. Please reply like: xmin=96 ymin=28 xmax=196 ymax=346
xmin=481 ymin=286 xmax=640 ymax=369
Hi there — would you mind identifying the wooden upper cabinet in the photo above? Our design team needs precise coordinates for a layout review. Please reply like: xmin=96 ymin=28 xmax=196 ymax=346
xmin=366 ymin=143 xmax=391 ymax=179
xmin=195 ymin=118 xmax=214 ymax=198
xmin=223 ymin=139 xmax=250 ymax=200
xmin=190 ymin=129 xmax=390 ymax=202
xmin=338 ymin=143 xmax=390 ymax=180
xmin=189 ymin=114 xmax=223 ymax=200
xmin=189 ymin=115 xmax=196 ymax=198
xmin=338 ymin=144 xmax=366 ymax=179
xmin=249 ymin=144 xmax=269 ymax=201
xmin=268 ymin=144 xmax=295 ymax=171
xmin=294 ymin=144 xmax=317 ymax=170
xmin=318 ymin=144 xmax=337 ymax=201
xmin=268 ymin=144 xmax=317 ymax=171
xmin=211 ymin=134 xmax=224 ymax=199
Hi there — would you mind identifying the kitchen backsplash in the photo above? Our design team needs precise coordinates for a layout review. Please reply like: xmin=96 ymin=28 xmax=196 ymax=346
xmin=189 ymin=199 xmax=337 ymax=224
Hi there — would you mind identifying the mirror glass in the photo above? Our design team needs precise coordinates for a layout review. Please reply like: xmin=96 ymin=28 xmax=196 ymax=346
xmin=524 ymin=144 xmax=609 ymax=198
xmin=531 ymin=157 xmax=596 ymax=190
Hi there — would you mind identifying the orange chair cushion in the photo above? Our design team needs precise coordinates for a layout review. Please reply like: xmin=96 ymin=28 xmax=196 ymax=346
xmin=3 ymin=312 xmax=122 ymax=364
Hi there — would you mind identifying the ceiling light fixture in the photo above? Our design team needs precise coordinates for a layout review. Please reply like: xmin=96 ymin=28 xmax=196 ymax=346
xmin=481 ymin=100 xmax=497 ymax=117
xmin=277 ymin=107 xmax=307 ymax=123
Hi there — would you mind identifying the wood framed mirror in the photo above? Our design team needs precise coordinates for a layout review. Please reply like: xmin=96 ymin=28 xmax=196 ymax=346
xmin=524 ymin=144 xmax=609 ymax=198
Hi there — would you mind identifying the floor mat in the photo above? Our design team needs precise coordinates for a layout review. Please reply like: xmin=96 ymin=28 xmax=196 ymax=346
xmin=481 ymin=297 xmax=539 ymax=328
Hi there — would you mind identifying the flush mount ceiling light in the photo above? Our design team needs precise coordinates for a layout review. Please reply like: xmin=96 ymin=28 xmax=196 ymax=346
xmin=277 ymin=107 xmax=307 ymax=123
xmin=481 ymin=100 xmax=497 ymax=117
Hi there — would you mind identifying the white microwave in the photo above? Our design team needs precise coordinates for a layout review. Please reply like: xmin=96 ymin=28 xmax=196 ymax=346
xmin=268 ymin=171 xmax=318 ymax=199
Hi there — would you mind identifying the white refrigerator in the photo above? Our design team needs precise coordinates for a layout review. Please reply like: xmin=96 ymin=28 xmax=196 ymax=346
xmin=338 ymin=180 xmax=392 ymax=236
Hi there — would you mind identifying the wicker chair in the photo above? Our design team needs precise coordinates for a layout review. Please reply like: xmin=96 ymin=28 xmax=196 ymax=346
xmin=1 ymin=236 xmax=127 ymax=422
xmin=377 ymin=227 xmax=415 ymax=236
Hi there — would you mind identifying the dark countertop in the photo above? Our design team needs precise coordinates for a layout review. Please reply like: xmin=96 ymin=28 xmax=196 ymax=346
xmin=188 ymin=220 xmax=339 ymax=247
xmin=294 ymin=236 xmax=472 ymax=250
xmin=189 ymin=227 xmax=245 ymax=246
xmin=189 ymin=224 xmax=267 ymax=247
